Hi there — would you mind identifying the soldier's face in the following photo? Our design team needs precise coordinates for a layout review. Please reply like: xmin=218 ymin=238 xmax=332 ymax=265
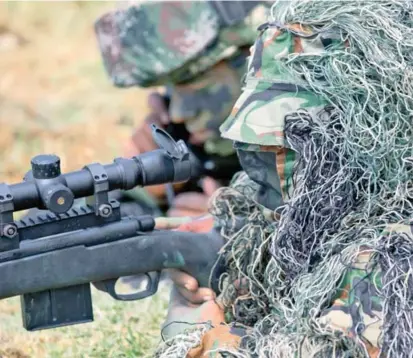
xmin=168 ymin=61 xmax=243 ymax=145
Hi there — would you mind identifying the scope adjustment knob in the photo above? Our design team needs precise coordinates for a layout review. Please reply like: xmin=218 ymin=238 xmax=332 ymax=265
xmin=31 ymin=154 xmax=61 ymax=179
xmin=43 ymin=184 xmax=74 ymax=213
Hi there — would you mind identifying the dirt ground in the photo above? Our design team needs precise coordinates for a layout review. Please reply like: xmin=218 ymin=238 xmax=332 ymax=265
xmin=0 ymin=2 xmax=168 ymax=357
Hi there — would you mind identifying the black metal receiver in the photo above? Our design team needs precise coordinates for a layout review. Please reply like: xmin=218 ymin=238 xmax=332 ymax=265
xmin=0 ymin=125 xmax=224 ymax=331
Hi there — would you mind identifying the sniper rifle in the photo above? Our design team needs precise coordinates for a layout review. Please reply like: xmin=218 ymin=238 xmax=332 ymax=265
xmin=0 ymin=125 xmax=223 ymax=331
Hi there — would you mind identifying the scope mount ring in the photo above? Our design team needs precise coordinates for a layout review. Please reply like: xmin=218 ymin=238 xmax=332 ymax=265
xmin=83 ymin=163 xmax=111 ymax=217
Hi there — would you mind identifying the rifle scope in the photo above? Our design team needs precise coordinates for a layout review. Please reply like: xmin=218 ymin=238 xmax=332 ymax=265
xmin=0 ymin=125 xmax=191 ymax=213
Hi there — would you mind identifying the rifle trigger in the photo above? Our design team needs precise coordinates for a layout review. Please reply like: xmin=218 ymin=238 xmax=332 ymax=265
xmin=92 ymin=271 xmax=160 ymax=301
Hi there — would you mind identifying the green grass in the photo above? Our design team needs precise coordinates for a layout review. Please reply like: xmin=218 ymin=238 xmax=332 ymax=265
xmin=0 ymin=283 xmax=171 ymax=358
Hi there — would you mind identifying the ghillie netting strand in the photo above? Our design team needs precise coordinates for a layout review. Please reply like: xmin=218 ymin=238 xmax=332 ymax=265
xmin=158 ymin=0 xmax=413 ymax=356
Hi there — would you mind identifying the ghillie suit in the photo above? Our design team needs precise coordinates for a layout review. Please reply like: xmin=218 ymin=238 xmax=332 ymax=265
xmin=157 ymin=0 xmax=413 ymax=357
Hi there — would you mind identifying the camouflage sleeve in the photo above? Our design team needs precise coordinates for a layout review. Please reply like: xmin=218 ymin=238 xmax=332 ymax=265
xmin=321 ymin=224 xmax=412 ymax=357
xmin=187 ymin=324 xmax=246 ymax=358
xmin=187 ymin=247 xmax=383 ymax=358
xmin=319 ymin=249 xmax=382 ymax=357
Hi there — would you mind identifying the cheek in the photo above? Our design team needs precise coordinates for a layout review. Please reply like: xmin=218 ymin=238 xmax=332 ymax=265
xmin=169 ymin=114 xmax=216 ymax=145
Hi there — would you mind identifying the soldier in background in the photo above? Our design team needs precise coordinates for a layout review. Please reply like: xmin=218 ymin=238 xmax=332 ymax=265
xmin=119 ymin=55 xmax=247 ymax=218
xmin=95 ymin=1 xmax=271 ymax=219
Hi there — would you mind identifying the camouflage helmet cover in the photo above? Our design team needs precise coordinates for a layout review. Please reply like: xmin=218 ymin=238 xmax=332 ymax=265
xmin=219 ymin=24 xmax=342 ymax=148
xmin=95 ymin=1 xmax=219 ymax=88
xmin=94 ymin=1 xmax=268 ymax=88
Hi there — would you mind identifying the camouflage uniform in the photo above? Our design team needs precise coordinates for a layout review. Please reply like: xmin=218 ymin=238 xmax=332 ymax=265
xmin=94 ymin=3 xmax=395 ymax=356
xmin=94 ymin=1 xmax=271 ymax=213
xmin=187 ymin=21 xmax=388 ymax=357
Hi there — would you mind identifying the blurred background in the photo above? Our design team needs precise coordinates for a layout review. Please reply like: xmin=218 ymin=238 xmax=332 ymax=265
xmin=0 ymin=2 xmax=168 ymax=357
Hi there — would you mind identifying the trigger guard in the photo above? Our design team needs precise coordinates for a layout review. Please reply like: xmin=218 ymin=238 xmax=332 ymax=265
xmin=93 ymin=272 xmax=160 ymax=301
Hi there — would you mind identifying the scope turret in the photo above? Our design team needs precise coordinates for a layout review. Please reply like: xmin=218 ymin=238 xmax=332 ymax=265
xmin=31 ymin=155 xmax=61 ymax=179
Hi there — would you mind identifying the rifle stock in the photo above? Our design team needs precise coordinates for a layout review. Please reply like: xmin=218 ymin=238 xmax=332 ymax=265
xmin=0 ymin=218 xmax=223 ymax=300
